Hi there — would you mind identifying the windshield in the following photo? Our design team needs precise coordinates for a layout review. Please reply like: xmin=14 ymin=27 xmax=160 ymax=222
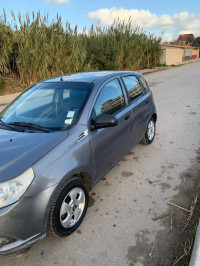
xmin=0 ymin=82 xmax=92 ymax=132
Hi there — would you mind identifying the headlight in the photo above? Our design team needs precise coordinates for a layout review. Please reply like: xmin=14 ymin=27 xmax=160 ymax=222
xmin=0 ymin=167 xmax=35 ymax=208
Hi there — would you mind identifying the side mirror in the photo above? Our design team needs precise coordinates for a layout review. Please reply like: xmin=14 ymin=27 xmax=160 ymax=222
xmin=91 ymin=114 xmax=118 ymax=131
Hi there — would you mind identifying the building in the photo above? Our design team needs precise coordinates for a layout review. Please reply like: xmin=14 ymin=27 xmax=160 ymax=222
xmin=177 ymin=34 xmax=193 ymax=45
xmin=160 ymin=44 xmax=200 ymax=66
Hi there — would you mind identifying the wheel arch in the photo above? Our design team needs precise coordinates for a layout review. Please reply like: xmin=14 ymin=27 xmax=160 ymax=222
xmin=152 ymin=113 xmax=157 ymax=122
xmin=73 ymin=172 xmax=92 ymax=191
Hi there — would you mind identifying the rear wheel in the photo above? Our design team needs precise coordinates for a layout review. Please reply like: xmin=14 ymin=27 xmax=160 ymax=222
xmin=141 ymin=117 xmax=156 ymax=145
xmin=49 ymin=177 xmax=89 ymax=237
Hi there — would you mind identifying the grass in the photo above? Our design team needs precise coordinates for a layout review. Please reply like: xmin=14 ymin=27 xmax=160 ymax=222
xmin=155 ymin=63 xmax=167 ymax=67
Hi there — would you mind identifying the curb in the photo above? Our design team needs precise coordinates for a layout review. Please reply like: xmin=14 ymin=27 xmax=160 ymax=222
xmin=140 ymin=68 xmax=170 ymax=75
xmin=189 ymin=220 xmax=200 ymax=266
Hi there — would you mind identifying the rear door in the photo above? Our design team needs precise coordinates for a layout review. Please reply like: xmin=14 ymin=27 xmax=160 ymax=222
xmin=121 ymin=75 xmax=150 ymax=144
xmin=90 ymin=78 xmax=132 ymax=180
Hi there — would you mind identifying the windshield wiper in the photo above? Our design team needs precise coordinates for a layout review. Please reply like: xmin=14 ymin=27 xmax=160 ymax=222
xmin=8 ymin=122 xmax=51 ymax=133
xmin=0 ymin=119 xmax=22 ymax=132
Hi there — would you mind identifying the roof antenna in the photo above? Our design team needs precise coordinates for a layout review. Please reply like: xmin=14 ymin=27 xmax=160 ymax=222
xmin=60 ymin=77 xmax=63 ymax=81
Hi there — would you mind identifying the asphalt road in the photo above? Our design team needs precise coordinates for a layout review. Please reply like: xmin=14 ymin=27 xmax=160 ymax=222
xmin=0 ymin=62 xmax=200 ymax=265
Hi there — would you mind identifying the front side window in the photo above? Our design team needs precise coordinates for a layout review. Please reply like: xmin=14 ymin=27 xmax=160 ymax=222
xmin=122 ymin=76 xmax=144 ymax=102
xmin=94 ymin=79 xmax=125 ymax=117
xmin=0 ymin=82 xmax=92 ymax=131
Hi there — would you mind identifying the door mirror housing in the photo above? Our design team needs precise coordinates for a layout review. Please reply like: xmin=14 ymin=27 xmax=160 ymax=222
xmin=91 ymin=114 xmax=118 ymax=131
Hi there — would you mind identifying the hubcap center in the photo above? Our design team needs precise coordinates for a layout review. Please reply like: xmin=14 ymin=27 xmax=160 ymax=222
xmin=71 ymin=203 xmax=76 ymax=211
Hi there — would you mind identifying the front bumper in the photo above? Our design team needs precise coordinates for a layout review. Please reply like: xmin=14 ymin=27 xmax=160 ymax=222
xmin=0 ymin=233 xmax=46 ymax=256
xmin=0 ymin=184 xmax=57 ymax=255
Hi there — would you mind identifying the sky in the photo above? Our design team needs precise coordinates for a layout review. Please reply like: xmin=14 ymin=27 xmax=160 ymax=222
xmin=1 ymin=0 xmax=200 ymax=42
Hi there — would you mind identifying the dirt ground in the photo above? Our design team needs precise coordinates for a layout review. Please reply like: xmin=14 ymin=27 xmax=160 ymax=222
xmin=0 ymin=75 xmax=25 ymax=95
xmin=126 ymin=149 xmax=200 ymax=266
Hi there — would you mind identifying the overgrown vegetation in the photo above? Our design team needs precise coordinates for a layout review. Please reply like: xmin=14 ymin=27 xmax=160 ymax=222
xmin=0 ymin=76 xmax=5 ymax=95
xmin=0 ymin=10 xmax=162 ymax=87
xmin=186 ymin=34 xmax=200 ymax=47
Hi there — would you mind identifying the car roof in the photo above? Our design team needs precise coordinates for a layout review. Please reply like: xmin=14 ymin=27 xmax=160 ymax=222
xmin=43 ymin=71 xmax=142 ymax=84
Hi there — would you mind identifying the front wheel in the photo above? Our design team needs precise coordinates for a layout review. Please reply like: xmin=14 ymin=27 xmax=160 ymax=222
xmin=141 ymin=117 xmax=156 ymax=145
xmin=49 ymin=177 xmax=89 ymax=237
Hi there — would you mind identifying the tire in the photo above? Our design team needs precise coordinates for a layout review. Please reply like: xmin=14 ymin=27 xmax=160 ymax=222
xmin=141 ymin=117 xmax=156 ymax=145
xmin=49 ymin=177 xmax=89 ymax=237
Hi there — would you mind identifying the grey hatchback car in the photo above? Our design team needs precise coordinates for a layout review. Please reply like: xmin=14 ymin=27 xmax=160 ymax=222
xmin=0 ymin=71 xmax=157 ymax=255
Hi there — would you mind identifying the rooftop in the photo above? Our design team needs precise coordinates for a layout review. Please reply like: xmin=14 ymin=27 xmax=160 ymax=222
xmin=177 ymin=34 xmax=192 ymax=42
xmin=44 ymin=71 xmax=141 ymax=83
xmin=160 ymin=44 xmax=200 ymax=50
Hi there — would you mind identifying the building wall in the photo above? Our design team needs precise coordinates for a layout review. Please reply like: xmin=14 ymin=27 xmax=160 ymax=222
xmin=161 ymin=48 xmax=183 ymax=65
xmin=160 ymin=49 xmax=166 ymax=64
xmin=166 ymin=48 xmax=183 ymax=65
xmin=192 ymin=49 xmax=199 ymax=58
xmin=160 ymin=47 xmax=200 ymax=65
xmin=182 ymin=49 xmax=193 ymax=61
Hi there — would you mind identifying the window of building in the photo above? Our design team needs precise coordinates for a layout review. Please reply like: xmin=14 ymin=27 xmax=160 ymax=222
xmin=122 ymin=76 xmax=144 ymax=102
xmin=94 ymin=79 xmax=125 ymax=116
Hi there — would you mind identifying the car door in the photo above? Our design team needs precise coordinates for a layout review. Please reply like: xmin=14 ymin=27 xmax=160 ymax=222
xmin=121 ymin=75 xmax=150 ymax=144
xmin=90 ymin=78 xmax=132 ymax=180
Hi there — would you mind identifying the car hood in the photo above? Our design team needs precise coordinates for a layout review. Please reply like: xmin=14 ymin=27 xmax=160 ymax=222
xmin=0 ymin=129 xmax=68 ymax=182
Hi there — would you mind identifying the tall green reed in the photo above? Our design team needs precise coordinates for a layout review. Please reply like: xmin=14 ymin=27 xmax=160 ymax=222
xmin=0 ymin=10 xmax=162 ymax=86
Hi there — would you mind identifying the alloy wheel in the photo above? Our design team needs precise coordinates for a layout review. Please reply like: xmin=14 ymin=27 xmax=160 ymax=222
xmin=60 ymin=187 xmax=85 ymax=228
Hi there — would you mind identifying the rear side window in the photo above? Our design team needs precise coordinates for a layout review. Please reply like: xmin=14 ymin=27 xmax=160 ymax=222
xmin=122 ymin=76 xmax=144 ymax=102
xmin=94 ymin=79 xmax=125 ymax=116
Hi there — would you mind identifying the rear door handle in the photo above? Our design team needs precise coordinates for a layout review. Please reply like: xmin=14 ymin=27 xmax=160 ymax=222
xmin=124 ymin=114 xmax=130 ymax=120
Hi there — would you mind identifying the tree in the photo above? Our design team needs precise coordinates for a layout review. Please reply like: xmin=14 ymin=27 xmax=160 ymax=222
xmin=193 ymin=37 xmax=200 ymax=47
xmin=188 ymin=34 xmax=194 ymax=46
